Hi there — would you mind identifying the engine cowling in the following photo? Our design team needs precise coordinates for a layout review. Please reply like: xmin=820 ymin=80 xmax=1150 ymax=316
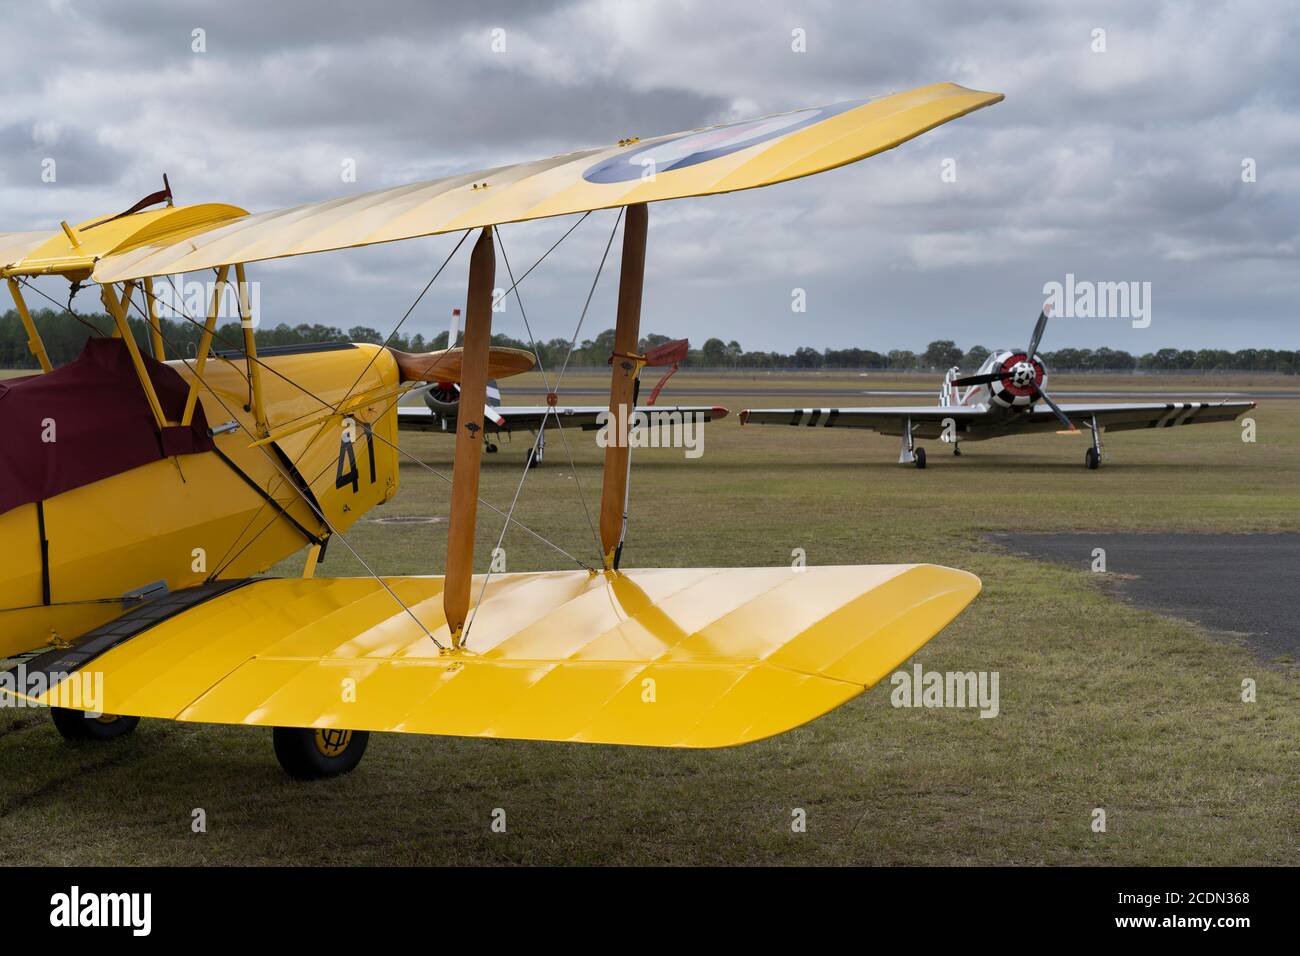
xmin=421 ymin=378 xmax=502 ymax=420
xmin=423 ymin=381 xmax=460 ymax=416
xmin=986 ymin=350 xmax=1047 ymax=409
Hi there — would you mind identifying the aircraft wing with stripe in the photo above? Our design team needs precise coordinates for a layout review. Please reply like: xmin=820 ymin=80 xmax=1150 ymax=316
xmin=397 ymin=403 xmax=729 ymax=432
xmin=740 ymin=405 xmax=983 ymax=438
xmin=1045 ymin=401 xmax=1256 ymax=432
xmin=740 ymin=401 xmax=1256 ymax=439
xmin=975 ymin=400 xmax=1258 ymax=436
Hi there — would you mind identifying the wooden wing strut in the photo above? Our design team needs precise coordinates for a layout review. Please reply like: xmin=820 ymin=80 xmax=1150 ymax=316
xmin=598 ymin=203 xmax=648 ymax=568
xmin=443 ymin=227 xmax=496 ymax=644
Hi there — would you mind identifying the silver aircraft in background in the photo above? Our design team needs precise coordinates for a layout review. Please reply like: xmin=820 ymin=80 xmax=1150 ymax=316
xmin=398 ymin=335 xmax=727 ymax=466
xmin=740 ymin=307 xmax=1256 ymax=469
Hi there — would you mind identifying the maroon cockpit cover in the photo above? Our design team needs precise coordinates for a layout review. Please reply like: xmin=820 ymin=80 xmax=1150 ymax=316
xmin=0 ymin=337 xmax=215 ymax=516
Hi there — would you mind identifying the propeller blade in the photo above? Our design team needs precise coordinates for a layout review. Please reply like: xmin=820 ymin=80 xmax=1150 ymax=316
xmin=452 ymin=383 xmax=506 ymax=427
xmin=1031 ymin=387 xmax=1074 ymax=430
xmin=1025 ymin=305 xmax=1052 ymax=359
xmin=951 ymin=371 xmax=1006 ymax=387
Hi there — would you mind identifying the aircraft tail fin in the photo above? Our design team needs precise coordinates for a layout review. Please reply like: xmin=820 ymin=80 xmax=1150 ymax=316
xmin=940 ymin=366 xmax=962 ymax=406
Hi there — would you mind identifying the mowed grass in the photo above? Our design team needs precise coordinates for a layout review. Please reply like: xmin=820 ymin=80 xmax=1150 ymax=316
xmin=1 ymin=372 xmax=1296 ymax=865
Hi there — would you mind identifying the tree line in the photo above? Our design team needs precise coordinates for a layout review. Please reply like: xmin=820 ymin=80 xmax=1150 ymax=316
xmin=2 ymin=309 xmax=1296 ymax=374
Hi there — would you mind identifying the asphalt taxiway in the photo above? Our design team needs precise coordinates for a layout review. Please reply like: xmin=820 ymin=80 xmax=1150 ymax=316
xmin=987 ymin=532 xmax=1299 ymax=659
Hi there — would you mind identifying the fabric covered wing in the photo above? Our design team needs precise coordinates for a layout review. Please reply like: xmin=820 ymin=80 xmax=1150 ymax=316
xmin=0 ymin=231 xmax=57 ymax=270
xmin=740 ymin=406 xmax=984 ymax=439
xmin=91 ymin=83 xmax=1002 ymax=283
xmin=9 ymin=565 xmax=979 ymax=748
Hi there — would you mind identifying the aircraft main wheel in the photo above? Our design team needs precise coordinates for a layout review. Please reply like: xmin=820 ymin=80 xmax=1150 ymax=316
xmin=50 ymin=708 xmax=140 ymax=741
xmin=273 ymin=727 xmax=369 ymax=780
xmin=485 ymin=442 xmax=498 ymax=454
xmin=953 ymin=445 xmax=961 ymax=457
xmin=526 ymin=447 xmax=541 ymax=469
xmin=1085 ymin=447 xmax=1100 ymax=470
xmin=914 ymin=447 xmax=927 ymax=469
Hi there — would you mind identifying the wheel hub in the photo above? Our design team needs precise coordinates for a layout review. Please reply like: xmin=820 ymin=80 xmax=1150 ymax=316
xmin=313 ymin=728 xmax=353 ymax=758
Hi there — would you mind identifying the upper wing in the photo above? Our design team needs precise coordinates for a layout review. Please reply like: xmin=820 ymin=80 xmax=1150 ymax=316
xmin=740 ymin=405 xmax=984 ymax=438
xmin=89 ymin=83 xmax=1002 ymax=282
xmin=0 ymin=231 xmax=58 ymax=270
xmin=7 ymin=566 xmax=979 ymax=748
xmin=398 ymin=403 xmax=729 ymax=432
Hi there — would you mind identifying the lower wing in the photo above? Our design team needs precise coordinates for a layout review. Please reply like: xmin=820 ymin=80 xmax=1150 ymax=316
xmin=5 ymin=565 xmax=978 ymax=748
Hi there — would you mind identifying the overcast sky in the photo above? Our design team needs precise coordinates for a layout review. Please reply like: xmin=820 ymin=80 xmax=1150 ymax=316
xmin=2 ymin=0 xmax=1297 ymax=354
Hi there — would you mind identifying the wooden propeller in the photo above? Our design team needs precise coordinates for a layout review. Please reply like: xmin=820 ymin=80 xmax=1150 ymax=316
xmin=388 ymin=345 xmax=535 ymax=384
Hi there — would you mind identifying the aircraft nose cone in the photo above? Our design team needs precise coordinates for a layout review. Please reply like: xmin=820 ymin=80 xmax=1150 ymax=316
xmin=1010 ymin=362 xmax=1036 ymax=387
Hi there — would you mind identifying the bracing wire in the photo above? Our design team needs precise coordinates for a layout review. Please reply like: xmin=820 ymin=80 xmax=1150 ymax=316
xmin=37 ymin=207 xmax=618 ymax=650
xmin=188 ymin=219 xmax=598 ymax=579
xmin=494 ymin=223 xmax=601 ymax=558
xmin=461 ymin=209 xmax=623 ymax=646
xmin=119 ymin=282 xmax=447 ymax=649
xmin=333 ymin=229 xmax=472 ymax=411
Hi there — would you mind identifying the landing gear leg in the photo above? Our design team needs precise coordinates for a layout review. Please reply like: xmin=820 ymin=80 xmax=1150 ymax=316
xmin=526 ymin=428 xmax=545 ymax=469
xmin=1085 ymin=415 xmax=1101 ymax=470
xmin=899 ymin=417 xmax=922 ymax=466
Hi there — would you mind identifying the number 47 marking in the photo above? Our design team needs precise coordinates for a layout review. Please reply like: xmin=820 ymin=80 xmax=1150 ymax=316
xmin=336 ymin=420 xmax=377 ymax=493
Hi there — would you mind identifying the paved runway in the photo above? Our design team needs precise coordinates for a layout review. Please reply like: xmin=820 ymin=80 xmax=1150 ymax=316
xmin=987 ymin=532 xmax=1299 ymax=659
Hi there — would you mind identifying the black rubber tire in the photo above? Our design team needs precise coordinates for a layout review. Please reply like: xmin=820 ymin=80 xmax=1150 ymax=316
xmin=50 ymin=708 xmax=140 ymax=741
xmin=1085 ymin=447 xmax=1100 ymax=470
xmin=914 ymin=447 xmax=927 ymax=469
xmin=484 ymin=443 xmax=498 ymax=454
xmin=526 ymin=447 xmax=540 ymax=469
xmin=273 ymin=727 xmax=369 ymax=780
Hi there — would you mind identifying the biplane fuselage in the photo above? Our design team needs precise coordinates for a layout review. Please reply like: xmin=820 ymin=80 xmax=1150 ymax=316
xmin=0 ymin=344 xmax=399 ymax=659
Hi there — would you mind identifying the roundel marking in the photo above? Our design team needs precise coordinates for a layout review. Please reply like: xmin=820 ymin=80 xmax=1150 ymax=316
xmin=582 ymin=99 xmax=868 ymax=184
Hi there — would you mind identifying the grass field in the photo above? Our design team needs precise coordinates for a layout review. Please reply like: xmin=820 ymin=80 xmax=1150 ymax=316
xmin=1 ymin=371 xmax=1297 ymax=866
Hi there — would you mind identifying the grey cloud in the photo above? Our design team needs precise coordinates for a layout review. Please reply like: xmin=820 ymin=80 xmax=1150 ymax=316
xmin=1 ymin=0 xmax=1296 ymax=352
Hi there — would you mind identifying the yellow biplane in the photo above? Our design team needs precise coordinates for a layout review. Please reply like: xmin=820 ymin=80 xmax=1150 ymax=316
xmin=0 ymin=82 xmax=999 ymax=778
